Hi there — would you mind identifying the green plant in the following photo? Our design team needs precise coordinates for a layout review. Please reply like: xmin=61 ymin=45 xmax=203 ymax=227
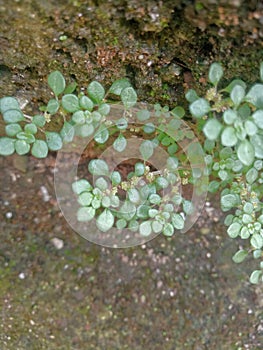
xmin=1 ymin=63 xmax=263 ymax=283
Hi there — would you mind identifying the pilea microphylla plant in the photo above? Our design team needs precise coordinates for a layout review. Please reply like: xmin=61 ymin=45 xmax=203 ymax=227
xmin=1 ymin=62 xmax=263 ymax=284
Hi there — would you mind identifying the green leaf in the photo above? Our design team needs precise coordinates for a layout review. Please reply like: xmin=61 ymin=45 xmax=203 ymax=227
xmin=115 ymin=118 xmax=128 ymax=130
xmin=24 ymin=123 xmax=38 ymax=134
xmin=134 ymin=162 xmax=145 ymax=176
xmin=111 ymin=171 xmax=122 ymax=185
xmin=246 ymin=167 xmax=258 ymax=184
xmin=128 ymin=188 xmax=141 ymax=204
xmin=185 ymin=89 xmax=199 ymax=103
xmin=237 ymin=140 xmax=254 ymax=166
xmin=250 ymin=134 xmax=263 ymax=158
xmin=163 ymin=223 xmax=174 ymax=236
xmin=77 ymin=206 xmax=95 ymax=222
xmin=5 ymin=123 xmax=22 ymax=137
xmin=227 ymin=222 xmax=241 ymax=238
xmin=230 ymin=84 xmax=245 ymax=106
xmin=260 ymin=62 xmax=263 ymax=81
xmin=208 ymin=62 xmax=223 ymax=86
xmin=46 ymin=98 xmax=60 ymax=114
xmin=203 ymin=118 xmax=222 ymax=140
xmin=139 ymin=221 xmax=152 ymax=237
xmin=15 ymin=140 xmax=30 ymax=155
xmin=79 ymin=124 xmax=94 ymax=137
xmin=244 ymin=120 xmax=258 ymax=136
xmin=249 ymin=270 xmax=262 ymax=284
xmin=96 ymin=209 xmax=114 ymax=232
xmin=0 ymin=137 xmax=15 ymax=156
xmin=31 ymin=140 xmax=48 ymax=158
xmin=121 ymin=87 xmax=137 ymax=109
xmin=94 ymin=126 xmax=109 ymax=144
xmin=221 ymin=126 xmax=237 ymax=147
xmin=152 ymin=220 xmax=163 ymax=233
xmin=166 ymin=156 xmax=178 ymax=171
xmin=136 ymin=205 xmax=150 ymax=219
xmin=139 ymin=140 xmax=154 ymax=160
xmin=72 ymin=110 xmax=85 ymax=124
xmin=232 ymin=250 xmax=248 ymax=263
xmin=113 ymin=134 xmax=127 ymax=152
xmin=149 ymin=193 xmax=161 ymax=205
xmin=119 ymin=201 xmax=136 ymax=221
xmin=63 ymin=81 xmax=77 ymax=95
xmin=32 ymin=115 xmax=46 ymax=127
xmin=3 ymin=109 xmax=24 ymax=123
xmin=251 ymin=234 xmax=263 ymax=249
xmin=95 ymin=177 xmax=108 ymax=191
xmin=208 ymin=180 xmax=220 ymax=193
xmin=0 ymin=96 xmax=20 ymax=113
xmin=109 ymin=79 xmax=131 ymax=95
xmin=87 ymin=81 xmax=105 ymax=103
xmin=72 ymin=179 xmax=92 ymax=194
xmin=60 ymin=121 xmax=75 ymax=143
xmin=16 ymin=132 xmax=35 ymax=144
xmin=47 ymin=71 xmax=65 ymax=96
xmin=88 ymin=159 xmax=109 ymax=176
xmin=136 ymin=109 xmax=150 ymax=121
xmin=171 ymin=213 xmax=185 ymax=229
xmin=116 ymin=218 xmax=127 ymax=229
xmin=46 ymin=132 xmax=63 ymax=151
xmin=79 ymin=95 xmax=94 ymax=111
xmin=223 ymin=79 xmax=247 ymax=93
xmin=171 ymin=106 xmax=185 ymax=118
xmin=245 ymin=84 xmax=263 ymax=108
xmin=221 ymin=193 xmax=239 ymax=210
xmin=223 ymin=109 xmax=237 ymax=125
xmin=252 ymin=110 xmax=263 ymax=129
xmin=189 ymin=98 xmax=210 ymax=118
xmin=78 ymin=192 xmax=93 ymax=206
xmin=98 ymin=103 xmax=110 ymax=116
xmin=62 ymin=94 xmax=79 ymax=113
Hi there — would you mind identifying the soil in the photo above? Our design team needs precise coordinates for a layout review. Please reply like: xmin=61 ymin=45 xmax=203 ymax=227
xmin=0 ymin=1 xmax=263 ymax=349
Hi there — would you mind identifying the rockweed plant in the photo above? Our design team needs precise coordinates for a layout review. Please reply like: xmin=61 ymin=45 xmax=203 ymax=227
xmin=1 ymin=62 xmax=263 ymax=283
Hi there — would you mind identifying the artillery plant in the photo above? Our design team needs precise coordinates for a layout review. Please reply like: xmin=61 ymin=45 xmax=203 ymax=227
xmin=1 ymin=62 xmax=263 ymax=284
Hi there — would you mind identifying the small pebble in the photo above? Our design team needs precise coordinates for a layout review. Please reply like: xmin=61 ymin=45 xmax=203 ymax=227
xmin=51 ymin=237 xmax=64 ymax=250
xmin=18 ymin=272 xmax=25 ymax=279
xmin=6 ymin=212 xmax=13 ymax=219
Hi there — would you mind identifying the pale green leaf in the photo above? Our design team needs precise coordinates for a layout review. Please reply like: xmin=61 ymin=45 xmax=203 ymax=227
xmin=113 ymin=134 xmax=127 ymax=152
xmin=203 ymin=118 xmax=222 ymax=140
xmin=15 ymin=140 xmax=30 ymax=155
xmin=96 ymin=209 xmax=114 ymax=232
xmin=249 ymin=270 xmax=262 ymax=284
xmin=232 ymin=250 xmax=248 ymax=263
xmin=227 ymin=222 xmax=241 ymax=238
xmin=77 ymin=206 xmax=95 ymax=222
xmin=47 ymin=71 xmax=65 ymax=96
xmin=94 ymin=126 xmax=109 ymax=144
xmin=250 ymin=134 xmax=263 ymax=158
xmin=3 ymin=109 xmax=24 ymax=124
xmin=0 ymin=96 xmax=20 ymax=113
xmin=72 ymin=179 xmax=92 ymax=194
xmin=208 ymin=62 xmax=223 ymax=86
xmin=46 ymin=98 xmax=60 ymax=114
xmin=46 ymin=132 xmax=63 ymax=151
xmin=171 ymin=213 xmax=185 ymax=229
xmin=61 ymin=94 xmax=79 ymax=112
xmin=163 ymin=223 xmax=174 ymax=236
xmin=109 ymin=79 xmax=131 ymax=95
xmin=87 ymin=81 xmax=105 ymax=103
xmin=88 ymin=159 xmax=109 ymax=176
xmin=0 ymin=137 xmax=15 ymax=156
xmin=230 ymin=84 xmax=245 ymax=106
xmin=252 ymin=110 xmax=263 ymax=129
xmin=139 ymin=140 xmax=154 ymax=160
xmin=31 ymin=140 xmax=48 ymax=158
xmin=189 ymin=98 xmax=210 ymax=118
xmin=139 ymin=221 xmax=152 ymax=236
xmin=121 ymin=87 xmax=137 ymax=109
xmin=5 ymin=123 xmax=22 ymax=137
xmin=237 ymin=140 xmax=254 ymax=166
xmin=221 ymin=126 xmax=237 ymax=147
xmin=245 ymin=84 xmax=263 ymax=108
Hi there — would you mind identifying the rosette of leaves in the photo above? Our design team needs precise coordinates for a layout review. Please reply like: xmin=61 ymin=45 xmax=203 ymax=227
xmin=189 ymin=62 xmax=263 ymax=284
